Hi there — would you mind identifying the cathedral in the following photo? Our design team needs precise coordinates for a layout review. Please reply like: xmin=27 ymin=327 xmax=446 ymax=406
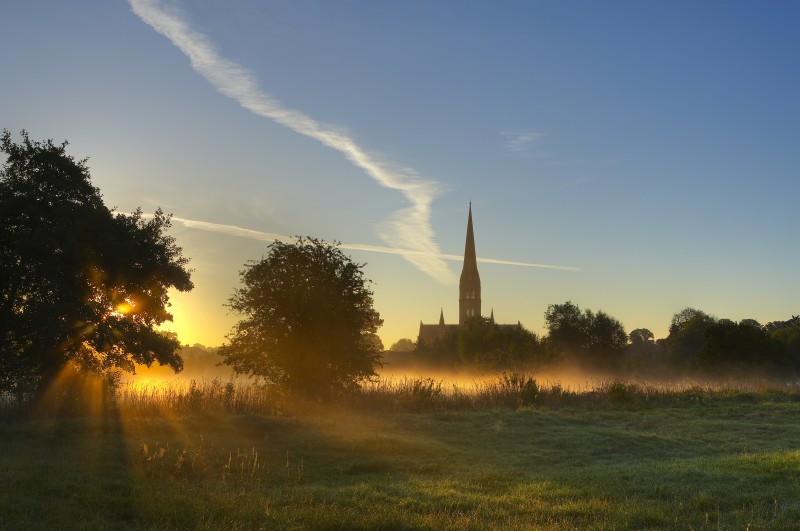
xmin=418 ymin=204 xmax=517 ymax=345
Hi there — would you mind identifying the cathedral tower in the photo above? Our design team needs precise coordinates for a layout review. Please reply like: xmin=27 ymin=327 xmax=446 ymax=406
xmin=459 ymin=203 xmax=481 ymax=324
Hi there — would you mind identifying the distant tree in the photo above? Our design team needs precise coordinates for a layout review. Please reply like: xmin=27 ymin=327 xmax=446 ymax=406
xmin=739 ymin=318 xmax=763 ymax=330
xmin=695 ymin=320 xmax=785 ymax=374
xmin=669 ymin=308 xmax=713 ymax=335
xmin=772 ymin=325 xmax=800 ymax=373
xmin=0 ymin=130 xmax=193 ymax=396
xmin=389 ymin=338 xmax=415 ymax=352
xmin=544 ymin=301 xmax=627 ymax=370
xmin=414 ymin=328 xmax=461 ymax=367
xmin=583 ymin=310 xmax=628 ymax=368
xmin=219 ymin=237 xmax=383 ymax=397
xmin=413 ymin=317 xmax=549 ymax=369
xmin=625 ymin=328 xmax=665 ymax=374
xmin=765 ymin=316 xmax=800 ymax=372
xmin=456 ymin=317 xmax=544 ymax=368
xmin=543 ymin=301 xmax=585 ymax=354
xmin=765 ymin=315 xmax=800 ymax=334
xmin=629 ymin=328 xmax=655 ymax=345
xmin=665 ymin=308 xmax=716 ymax=370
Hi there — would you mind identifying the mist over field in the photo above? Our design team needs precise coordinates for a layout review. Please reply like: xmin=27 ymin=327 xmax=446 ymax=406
xmin=127 ymin=344 xmax=799 ymax=397
xmin=126 ymin=344 xmax=233 ymax=386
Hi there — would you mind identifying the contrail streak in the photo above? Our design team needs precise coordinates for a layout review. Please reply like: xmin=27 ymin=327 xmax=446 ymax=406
xmin=129 ymin=0 xmax=455 ymax=283
xmin=168 ymin=216 xmax=582 ymax=272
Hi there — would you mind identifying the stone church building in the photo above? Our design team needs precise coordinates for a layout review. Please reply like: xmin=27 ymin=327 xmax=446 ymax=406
xmin=418 ymin=204 xmax=519 ymax=345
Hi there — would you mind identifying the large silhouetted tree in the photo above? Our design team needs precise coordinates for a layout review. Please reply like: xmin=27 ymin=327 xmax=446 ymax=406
xmin=0 ymin=130 xmax=193 ymax=395
xmin=219 ymin=237 xmax=383 ymax=397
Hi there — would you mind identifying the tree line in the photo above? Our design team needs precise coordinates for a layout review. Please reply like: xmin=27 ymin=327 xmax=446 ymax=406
xmin=407 ymin=301 xmax=800 ymax=378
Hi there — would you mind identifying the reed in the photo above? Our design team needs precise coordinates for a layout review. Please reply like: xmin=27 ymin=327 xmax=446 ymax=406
xmin=4 ymin=372 xmax=800 ymax=419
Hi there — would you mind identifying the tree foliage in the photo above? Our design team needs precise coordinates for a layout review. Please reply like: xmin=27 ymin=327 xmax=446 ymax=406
xmin=389 ymin=338 xmax=415 ymax=352
xmin=624 ymin=328 xmax=667 ymax=374
xmin=695 ymin=319 xmax=785 ymax=374
xmin=629 ymin=328 xmax=655 ymax=346
xmin=456 ymin=317 xmax=545 ymax=368
xmin=544 ymin=301 xmax=627 ymax=370
xmin=771 ymin=325 xmax=800 ymax=373
xmin=414 ymin=317 xmax=549 ymax=369
xmin=765 ymin=315 xmax=800 ymax=334
xmin=664 ymin=308 xmax=717 ymax=369
xmin=0 ymin=130 xmax=193 ymax=394
xmin=219 ymin=237 xmax=383 ymax=397
xmin=542 ymin=301 xmax=584 ymax=354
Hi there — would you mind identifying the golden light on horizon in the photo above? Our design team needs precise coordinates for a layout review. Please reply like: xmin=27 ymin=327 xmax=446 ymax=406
xmin=157 ymin=294 xmax=233 ymax=347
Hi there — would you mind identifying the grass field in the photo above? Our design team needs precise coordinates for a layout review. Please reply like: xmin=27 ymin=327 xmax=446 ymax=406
xmin=1 ymin=377 xmax=800 ymax=529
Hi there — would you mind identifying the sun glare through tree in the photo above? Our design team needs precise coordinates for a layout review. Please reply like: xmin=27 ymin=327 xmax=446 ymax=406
xmin=0 ymin=130 xmax=193 ymax=401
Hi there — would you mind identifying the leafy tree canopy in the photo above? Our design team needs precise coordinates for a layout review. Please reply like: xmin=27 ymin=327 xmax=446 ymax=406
xmin=665 ymin=308 xmax=717 ymax=369
xmin=629 ymin=328 xmax=655 ymax=345
xmin=695 ymin=319 xmax=785 ymax=374
xmin=456 ymin=317 xmax=544 ymax=369
xmin=544 ymin=301 xmax=627 ymax=370
xmin=624 ymin=328 xmax=666 ymax=375
xmin=219 ymin=237 xmax=383 ymax=397
xmin=765 ymin=315 xmax=800 ymax=334
xmin=389 ymin=338 xmax=415 ymax=352
xmin=0 ymin=130 xmax=193 ymax=394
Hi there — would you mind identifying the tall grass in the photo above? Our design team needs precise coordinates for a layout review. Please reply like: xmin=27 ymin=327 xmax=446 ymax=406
xmin=114 ymin=378 xmax=284 ymax=417
xmin=4 ymin=372 xmax=800 ymax=419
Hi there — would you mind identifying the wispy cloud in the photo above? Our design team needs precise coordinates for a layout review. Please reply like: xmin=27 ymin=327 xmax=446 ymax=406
xmin=168 ymin=216 xmax=581 ymax=272
xmin=503 ymin=130 xmax=545 ymax=156
xmin=129 ymin=0 xmax=455 ymax=284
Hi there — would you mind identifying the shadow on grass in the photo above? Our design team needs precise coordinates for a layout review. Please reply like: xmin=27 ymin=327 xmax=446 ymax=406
xmin=2 ymin=396 xmax=800 ymax=528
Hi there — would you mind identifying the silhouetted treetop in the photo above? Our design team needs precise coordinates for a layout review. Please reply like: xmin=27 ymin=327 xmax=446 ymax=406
xmin=0 ymin=130 xmax=193 ymax=396
xmin=389 ymin=338 xmax=415 ymax=352
xmin=629 ymin=328 xmax=655 ymax=345
xmin=544 ymin=301 xmax=627 ymax=370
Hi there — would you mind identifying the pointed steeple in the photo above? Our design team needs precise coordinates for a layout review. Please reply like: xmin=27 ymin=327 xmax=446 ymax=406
xmin=439 ymin=308 xmax=445 ymax=326
xmin=459 ymin=202 xmax=481 ymax=324
xmin=462 ymin=202 xmax=479 ymax=276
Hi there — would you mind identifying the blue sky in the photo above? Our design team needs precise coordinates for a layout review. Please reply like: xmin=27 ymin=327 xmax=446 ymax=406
xmin=2 ymin=1 xmax=799 ymax=347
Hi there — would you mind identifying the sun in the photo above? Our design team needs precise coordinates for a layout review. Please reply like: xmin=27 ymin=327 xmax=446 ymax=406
xmin=116 ymin=300 xmax=135 ymax=315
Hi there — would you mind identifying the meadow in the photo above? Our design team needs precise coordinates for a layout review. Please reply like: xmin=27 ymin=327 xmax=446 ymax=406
xmin=2 ymin=375 xmax=800 ymax=529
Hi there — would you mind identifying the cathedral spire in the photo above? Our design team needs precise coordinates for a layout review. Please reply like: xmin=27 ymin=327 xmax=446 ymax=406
xmin=459 ymin=203 xmax=481 ymax=324
xmin=463 ymin=202 xmax=478 ymax=275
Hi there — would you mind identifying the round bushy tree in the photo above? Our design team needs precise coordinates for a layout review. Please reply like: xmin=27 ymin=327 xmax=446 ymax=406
xmin=219 ymin=237 xmax=383 ymax=397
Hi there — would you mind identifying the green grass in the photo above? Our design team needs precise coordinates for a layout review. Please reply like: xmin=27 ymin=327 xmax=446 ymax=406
xmin=2 ymin=380 xmax=800 ymax=529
